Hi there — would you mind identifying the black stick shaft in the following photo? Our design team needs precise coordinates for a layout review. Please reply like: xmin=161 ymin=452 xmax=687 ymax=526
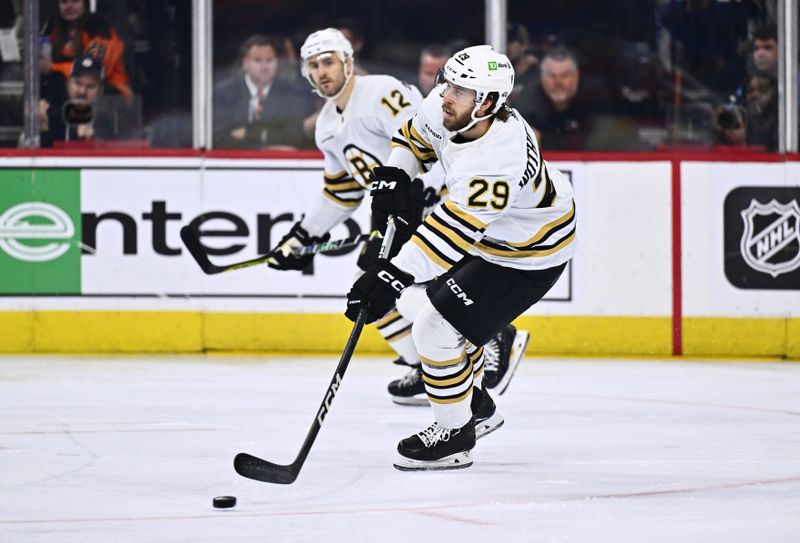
xmin=234 ymin=218 xmax=397 ymax=484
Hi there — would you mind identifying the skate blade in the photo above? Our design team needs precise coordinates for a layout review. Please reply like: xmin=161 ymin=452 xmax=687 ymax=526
xmin=391 ymin=395 xmax=430 ymax=406
xmin=498 ymin=331 xmax=530 ymax=395
xmin=393 ymin=450 xmax=473 ymax=471
xmin=475 ymin=413 xmax=504 ymax=440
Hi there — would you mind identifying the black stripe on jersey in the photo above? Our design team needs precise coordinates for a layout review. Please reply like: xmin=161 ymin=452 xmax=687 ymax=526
xmin=428 ymin=211 xmax=475 ymax=247
xmin=536 ymin=171 xmax=557 ymax=208
xmin=439 ymin=202 xmax=485 ymax=236
xmin=400 ymin=120 xmax=436 ymax=159
xmin=476 ymin=237 xmax=510 ymax=251
xmin=376 ymin=312 xmax=403 ymax=331
xmin=390 ymin=137 xmax=437 ymax=172
xmin=323 ymin=171 xmax=349 ymax=182
xmin=324 ymin=176 xmax=358 ymax=188
xmin=323 ymin=188 xmax=364 ymax=206
xmin=482 ymin=219 xmax=576 ymax=254
xmin=385 ymin=323 xmax=412 ymax=341
xmin=420 ymin=222 xmax=470 ymax=258
xmin=530 ymin=210 xmax=577 ymax=248
xmin=532 ymin=164 xmax=545 ymax=191
xmin=425 ymin=387 xmax=472 ymax=404
xmin=421 ymin=362 xmax=473 ymax=389
xmin=411 ymin=232 xmax=458 ymax=267
xmin=531 ymin=223 xmax=577 ymax=252
xmin=468 ymin=346 xmax=484 ymax=364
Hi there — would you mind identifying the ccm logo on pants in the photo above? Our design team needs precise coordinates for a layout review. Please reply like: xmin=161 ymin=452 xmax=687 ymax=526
xmin=446 ymin=277 xmax=474 ymax=306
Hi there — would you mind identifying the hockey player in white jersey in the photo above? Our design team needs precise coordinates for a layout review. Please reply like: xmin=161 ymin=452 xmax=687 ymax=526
xmin=269 ymin=29 xmax=527 ymax=404
xmin=345 ymin=45 xmax=576 ymax=471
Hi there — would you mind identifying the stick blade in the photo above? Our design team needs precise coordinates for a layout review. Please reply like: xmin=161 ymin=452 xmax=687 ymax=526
xmin=180 ymin=225 xmax=223 ymax=274
xmin=234 ymin=452 xmax=299 ymax=484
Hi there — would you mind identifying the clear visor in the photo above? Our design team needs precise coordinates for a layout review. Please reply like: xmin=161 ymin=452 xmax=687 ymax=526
xmin=436 ymin=69 xmax=478 ymax=104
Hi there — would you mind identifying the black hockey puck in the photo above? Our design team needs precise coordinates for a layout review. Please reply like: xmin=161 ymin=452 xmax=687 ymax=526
xmin=213 ymin=496 xmax=236 ymax=509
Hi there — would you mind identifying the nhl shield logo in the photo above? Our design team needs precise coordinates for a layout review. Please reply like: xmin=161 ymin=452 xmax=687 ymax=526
xmin=739 ymin=199 xmax=800 ymax=278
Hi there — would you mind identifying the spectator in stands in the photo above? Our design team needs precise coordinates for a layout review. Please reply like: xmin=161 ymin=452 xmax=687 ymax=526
xmin=41 ymin=0 xmax=133 ymax=100
xmin=744 ymin=72 xmax=778 ymax=151
xmin=516 ymin=47 xmax=609 ymax=150
xmin=40 ymin=56 xmax=116 ymax=147
xmin=749 ymin=24 xmax=778 ymax=78
xmin=713 ymin=72 xmax=777 ymax=151
xmin=506 ymin=23 xmax=539 ymax=103
xmin=417 ymin=44 xmax=449 ymax=96
xmin=213 ymin=34 xmax=316 ymax=149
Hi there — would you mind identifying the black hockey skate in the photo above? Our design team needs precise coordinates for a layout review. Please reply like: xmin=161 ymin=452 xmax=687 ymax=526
xmin=471 ymin=385 xmax=504 ymax=439
xmin=387 ymin=366 xmax=428 ymax=406
xmin=394 ymin=421 xmax=475 ymax=471
xmin=483 ymin=324 xmax=530 ymax=395
xmin=392 ymin=356 xmax=416 ymax=367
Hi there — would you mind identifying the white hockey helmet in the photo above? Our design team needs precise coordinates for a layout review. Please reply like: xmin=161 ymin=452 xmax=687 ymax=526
xmin=300 ymin=28 xmax=355 ymax=99
xmin=440 ymin=45 xmax=515 ymax=132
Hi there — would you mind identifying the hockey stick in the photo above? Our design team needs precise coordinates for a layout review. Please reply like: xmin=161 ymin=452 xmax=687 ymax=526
xmin=234 ymin=217 xmax=398 ymax=484
xmin=180 ymin=225 xmax=381 ymax=275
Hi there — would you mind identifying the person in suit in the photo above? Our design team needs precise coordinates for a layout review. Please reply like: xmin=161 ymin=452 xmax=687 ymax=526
xmin=213 ymin=34 xmax=316 ymax=149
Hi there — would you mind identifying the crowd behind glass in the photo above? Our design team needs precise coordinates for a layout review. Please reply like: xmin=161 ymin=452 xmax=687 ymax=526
xmin=0 ymin=0 xmax=790 ymax=152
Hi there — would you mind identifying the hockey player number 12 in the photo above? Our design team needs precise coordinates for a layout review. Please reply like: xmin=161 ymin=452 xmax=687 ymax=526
xmin=380 ymin=90 xmax=412 ymax=116
xmin=467 ymin=178 xmax=509 ymax=210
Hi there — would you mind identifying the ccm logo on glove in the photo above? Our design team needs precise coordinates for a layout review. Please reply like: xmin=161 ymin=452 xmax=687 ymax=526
xmin=378 ymin=269 xmax=408 ymax=293
xmin=370 ymin=180 xmax=397 ymax=191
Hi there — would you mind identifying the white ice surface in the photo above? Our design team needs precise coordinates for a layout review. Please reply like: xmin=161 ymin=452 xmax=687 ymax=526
xmin=1 ymin=355 xmax=799 ymax=542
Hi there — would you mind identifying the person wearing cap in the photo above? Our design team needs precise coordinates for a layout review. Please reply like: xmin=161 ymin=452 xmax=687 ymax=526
xmin=345 ymin=45 xmax=576 ymax=471
xmin=40 ymin=55 xmax=107 ymax=147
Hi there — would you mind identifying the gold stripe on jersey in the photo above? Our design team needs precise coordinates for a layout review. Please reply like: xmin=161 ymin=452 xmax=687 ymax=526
xmin=322 ymin=172 xmax=365 ymax=208
xmin=401 ymin=119 xmax=436 ymax=158
xmin=411 ymin=233 xmax=456 ymax=271
xmin=417 ymin=222 xmax=469 ymax=262
xmin=425 ymin=213 xmax=473 ymax=253
xmin=469 ymin=345 xmax=484 ymax=377
xmin=477 ymin=228 xmax=576 ymax=258
xmin=375 ymin=310 xmax=402 ymax=328
xmin=443 ymin=200 xmax=488 ymax=232
xmin=322 ymin=188 xmax=364 ymax=207
xmin=385 ymin=323 xmax=412 ymax=341
xmin=391 ymin=119 xmax=437 ymax=171
xmin=507 ymin=201 xmax=576 ymax=249
xmin=419 ymin=351 xmax=465 ymax=368
xmin=323 ymin=171 xmax=349 ymax=182
xmin=324 ymin=179 xmax=362 ymax=192
xmin=468 ymin=346 xmax=484 ymax=363
xmin=422 ymin=360 xmax=473 ymax=387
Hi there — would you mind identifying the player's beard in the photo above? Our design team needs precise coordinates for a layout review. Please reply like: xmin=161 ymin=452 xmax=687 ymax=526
xmin=318 ymin=72 xmax=346 ymax=98
xmin=442 ymin=105 xmax=473 ymax=132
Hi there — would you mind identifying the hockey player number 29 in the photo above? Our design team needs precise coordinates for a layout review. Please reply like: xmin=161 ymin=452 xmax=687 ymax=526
xmin=467 ymin=178 xmax=509 ymax=210
xmin=380 ymin=90 xmax=412 ymax=116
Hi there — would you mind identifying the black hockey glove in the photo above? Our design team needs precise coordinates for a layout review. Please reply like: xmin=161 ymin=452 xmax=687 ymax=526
xmin=345 ymin=258 xmax=414 ymax=323
xmin=369 ymin=166 xmax=424 ymax=256
xmin=268 ymin=221 xmax=330 ymax=271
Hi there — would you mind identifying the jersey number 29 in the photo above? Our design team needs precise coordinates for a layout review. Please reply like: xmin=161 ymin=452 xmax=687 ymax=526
xmin=467 ymin=178 xmax=509 ymax=210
